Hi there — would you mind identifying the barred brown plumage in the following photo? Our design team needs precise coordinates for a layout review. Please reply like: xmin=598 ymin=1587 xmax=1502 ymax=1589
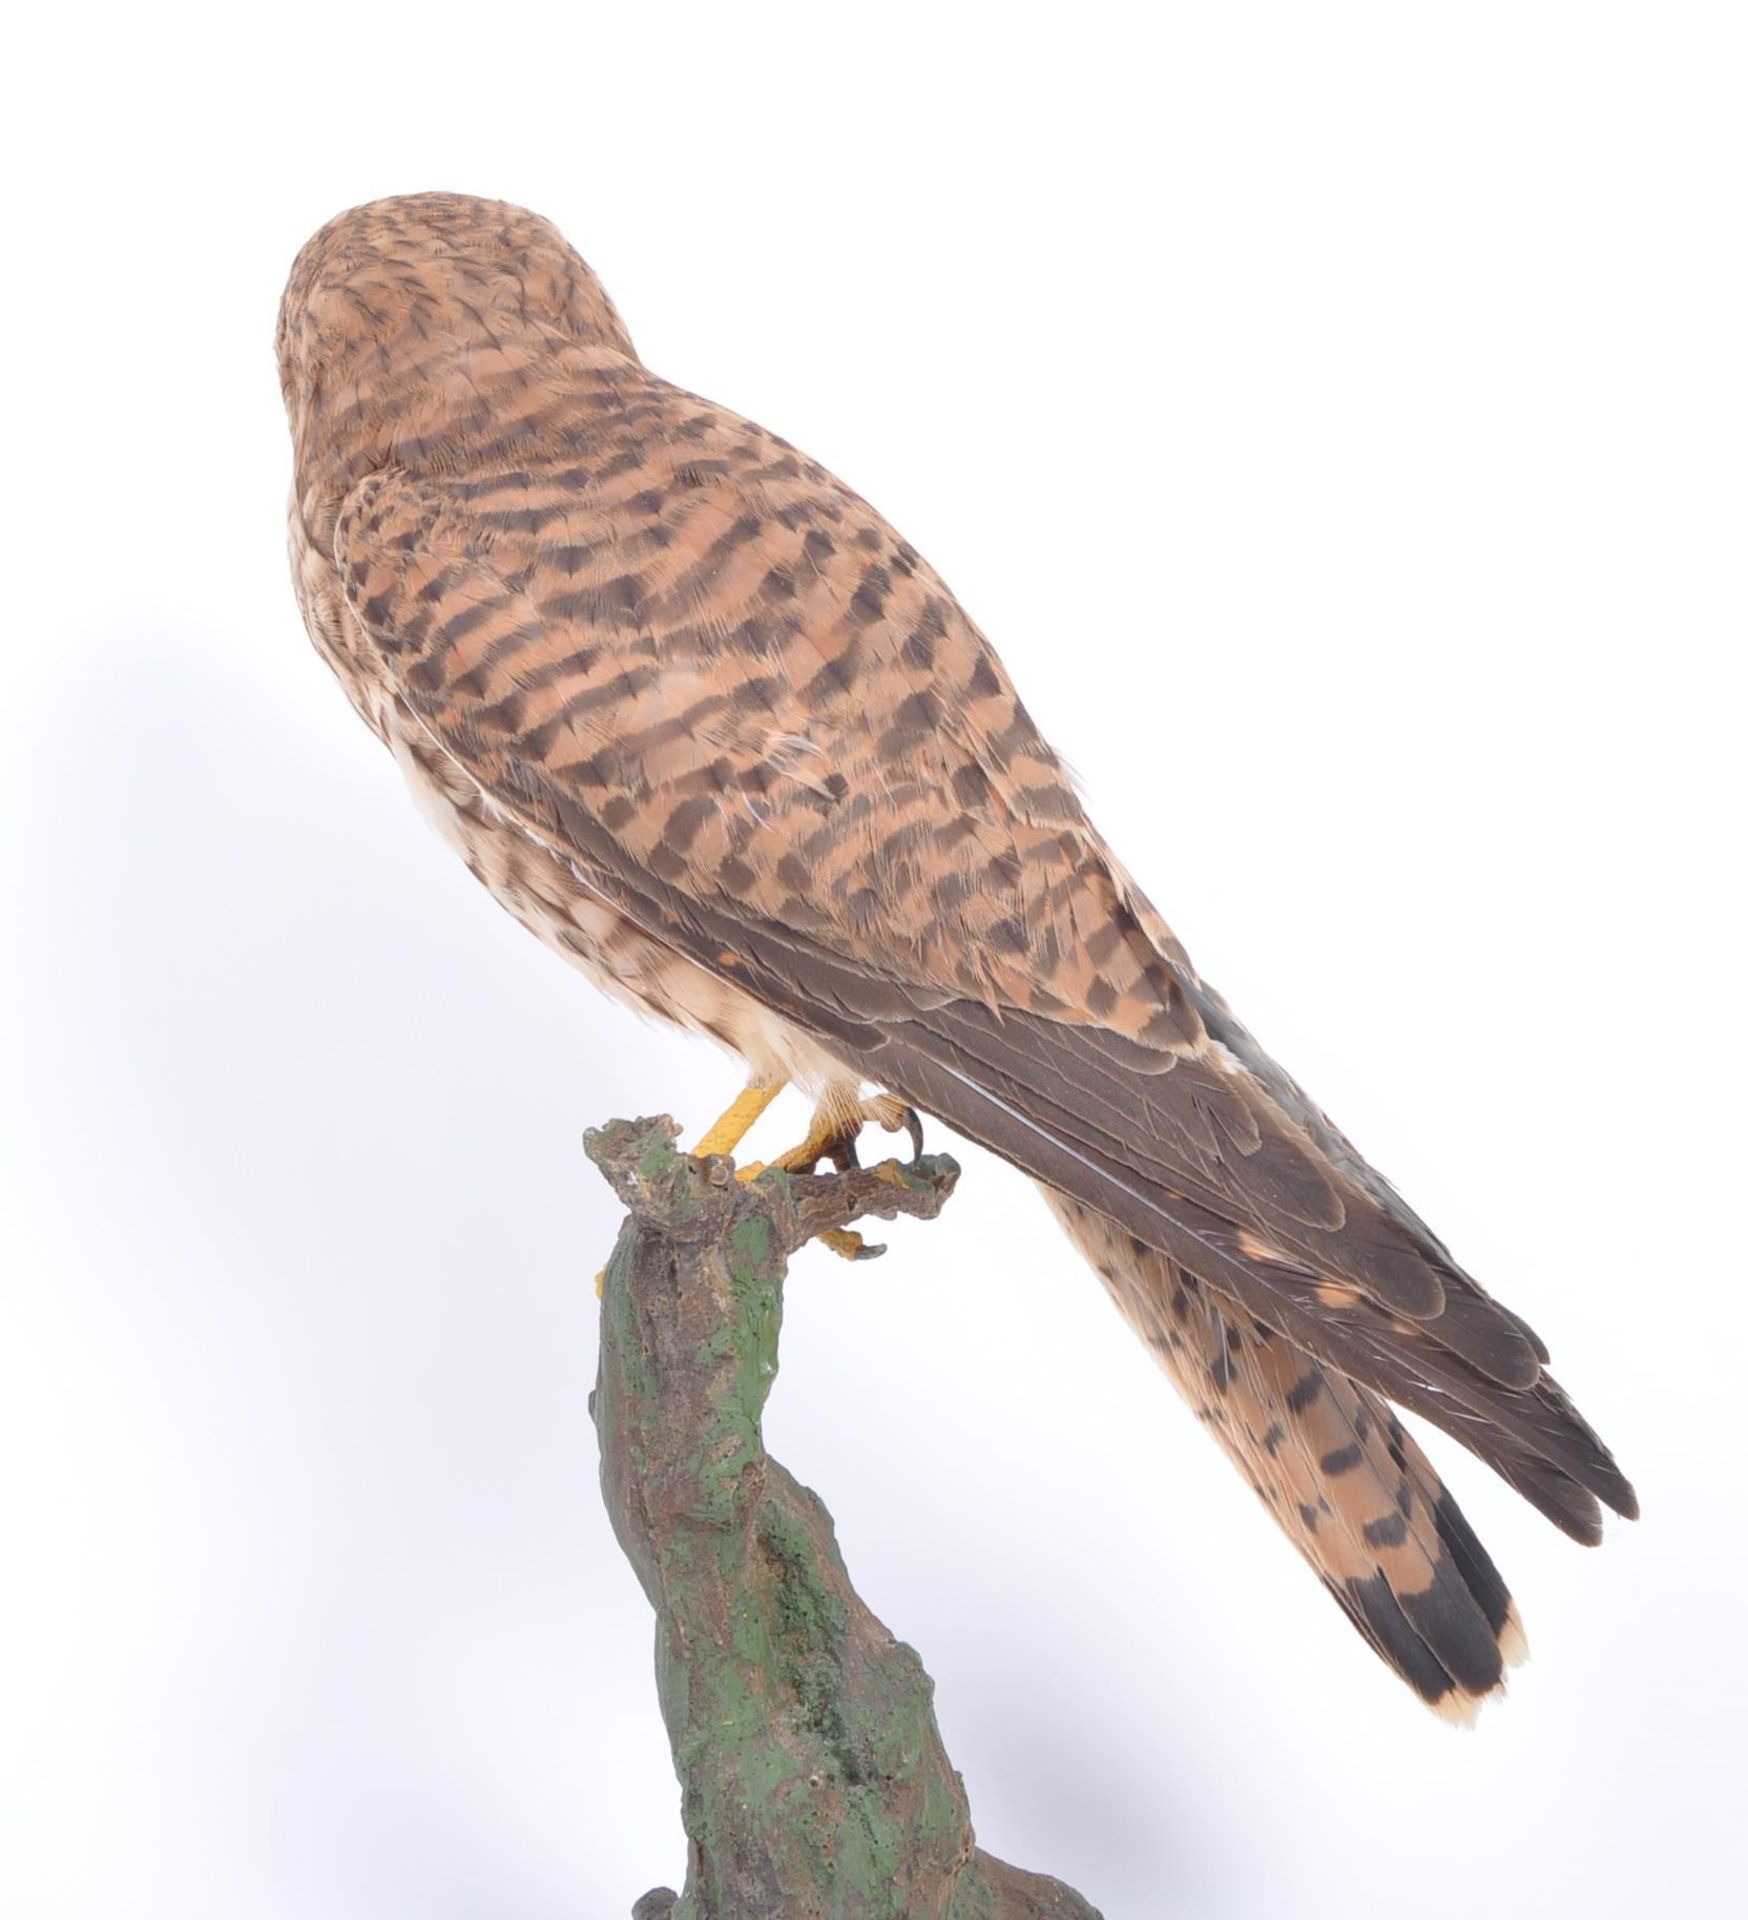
xmin=279 ymin=191 xmax=1635 ymax=1722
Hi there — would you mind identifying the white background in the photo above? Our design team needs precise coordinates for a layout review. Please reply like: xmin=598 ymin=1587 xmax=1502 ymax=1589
xmin=4 ymin=5 xmax=1742 ymax=1916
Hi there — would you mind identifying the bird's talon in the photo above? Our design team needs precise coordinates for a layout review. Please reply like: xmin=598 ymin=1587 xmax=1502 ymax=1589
xmin=769 ymin=1093 xmax=924 ymax=1176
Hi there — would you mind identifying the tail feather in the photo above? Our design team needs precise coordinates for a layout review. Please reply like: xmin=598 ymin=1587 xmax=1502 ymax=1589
xmin=1048 ymin=1188 xmax=1532 ymax=1720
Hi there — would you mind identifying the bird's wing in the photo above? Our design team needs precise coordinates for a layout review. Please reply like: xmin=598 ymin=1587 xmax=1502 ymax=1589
xmin=331 ymin=449 xmax=1633 ymax=1534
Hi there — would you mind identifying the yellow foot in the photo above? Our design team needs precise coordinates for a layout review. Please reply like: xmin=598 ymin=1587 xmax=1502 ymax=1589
xmin=589 ymin=1089 xmax=923 ymax=1295
xmin=771 ymin=1092 xmax=924 ymax=1176
xmin=691 ymin=1079 xmax=786 ymax=1159
xmin=757 ymin=1095 xmax=924 ymax=1261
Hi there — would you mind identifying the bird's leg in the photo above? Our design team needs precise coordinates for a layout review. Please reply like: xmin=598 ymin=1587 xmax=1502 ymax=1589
xmin=690 ymin=1079 xmax=786 ymax=1158
xmin=764 ymin=1093 xmax=926 ymax=1261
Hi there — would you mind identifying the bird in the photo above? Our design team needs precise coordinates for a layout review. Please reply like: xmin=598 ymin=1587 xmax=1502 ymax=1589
xmin=278 ymin=192 xmax=1635 ymax=1723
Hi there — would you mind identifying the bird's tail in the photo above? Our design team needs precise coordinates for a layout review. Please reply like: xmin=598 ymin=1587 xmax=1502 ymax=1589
xmin=1046 ymin=1189 xmax=1527 ymax=1722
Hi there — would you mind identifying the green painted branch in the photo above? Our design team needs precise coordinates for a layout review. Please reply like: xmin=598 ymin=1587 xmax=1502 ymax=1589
xmin=586 ymin=1116 xmax=1102 ymax=1920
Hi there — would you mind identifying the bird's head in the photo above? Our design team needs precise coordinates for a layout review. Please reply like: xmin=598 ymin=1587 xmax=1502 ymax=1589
xmin=276 ymin=192 xmax=638 ymax=472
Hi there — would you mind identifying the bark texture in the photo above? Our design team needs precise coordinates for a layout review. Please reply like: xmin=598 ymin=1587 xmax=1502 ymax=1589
xmin=586 ymin=1116 xmax=1102 ymax=1920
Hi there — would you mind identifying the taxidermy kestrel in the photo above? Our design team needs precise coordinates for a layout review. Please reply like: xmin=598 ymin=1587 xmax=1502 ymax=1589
xmin=278 ymin=193 xmax=1635 ymax=1722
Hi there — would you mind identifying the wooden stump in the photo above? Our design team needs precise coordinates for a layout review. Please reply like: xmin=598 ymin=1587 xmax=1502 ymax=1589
xmin=586 ymin=1116 xmax=1102 ymax=1920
